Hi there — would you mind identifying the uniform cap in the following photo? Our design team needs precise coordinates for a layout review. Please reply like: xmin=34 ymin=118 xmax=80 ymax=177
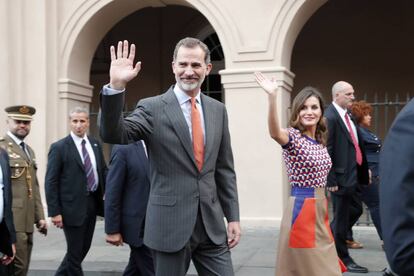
xmin=5 ymin=105 xmax=36 ymax=121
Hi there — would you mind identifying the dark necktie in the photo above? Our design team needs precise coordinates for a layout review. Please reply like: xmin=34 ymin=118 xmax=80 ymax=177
xmin=20 ymin=142 xmax=30 ymax=159
xmin=344 ymin=113 xmax=363 ymax=165
xmin=191 ymin=97 xmax=204 ymax=171
xmin=81 ymin=139 xmax=96 ymax=191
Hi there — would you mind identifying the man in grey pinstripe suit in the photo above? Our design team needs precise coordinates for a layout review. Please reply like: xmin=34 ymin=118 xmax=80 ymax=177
xmin=100 ymin=38 xmax=240 ymax=276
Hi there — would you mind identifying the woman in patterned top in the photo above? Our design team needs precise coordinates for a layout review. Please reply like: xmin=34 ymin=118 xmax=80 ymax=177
xmin=254 ymin=72 xmax=345 ymax=276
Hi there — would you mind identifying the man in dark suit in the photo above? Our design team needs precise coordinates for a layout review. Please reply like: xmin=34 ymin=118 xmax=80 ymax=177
xmin=325 ymin=81 xmax=370 ymax=273
xmin=0 ymin=148 xmax=16 ymax=275
xmin=105 ymin=141 xmax=154 ymax=276
xmin=100 ymin=38 xmax=240 ymax=276
xmin=380 ymin=98 xmax=414 ymax=276
xmin=45 ymin=107 xmax=107 ymax=276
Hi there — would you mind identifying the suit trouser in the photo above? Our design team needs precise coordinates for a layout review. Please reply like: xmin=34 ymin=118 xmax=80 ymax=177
xmin=330 ymin=191 xmax=362 ymax=264
xmin=123 ymin=244 xmax=155 ymax=276
xmin=361 ymin=178 xmax=382 ymax=240
xmin=152 ymin=212 xmax=234 ymax=276
xmin=0 ymin=264 xmax=14 ymax=276
xmin=55 ymin=195 xmax=97 ymax=276
xmin=13 ymin=232 xmax=33 ymax=276
xmin=347 ymin=179 xmax=383 ymax=241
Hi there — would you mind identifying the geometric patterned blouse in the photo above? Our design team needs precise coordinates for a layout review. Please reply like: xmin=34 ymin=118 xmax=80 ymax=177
xmin=282 ymin=127 xmax=332 ymax=188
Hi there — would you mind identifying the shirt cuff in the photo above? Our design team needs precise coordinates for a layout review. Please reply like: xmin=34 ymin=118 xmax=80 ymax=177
xmin=102 ymin=84 xmax=125 ymax=95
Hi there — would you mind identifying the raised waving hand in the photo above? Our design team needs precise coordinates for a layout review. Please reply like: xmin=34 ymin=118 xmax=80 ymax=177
xmin=254 ymin=71 xmax=279 ymax=95
xmin=109 ymin=40 xmax=142 ymax=90
xmin=254 ymin=72 xmax=289 ymax=145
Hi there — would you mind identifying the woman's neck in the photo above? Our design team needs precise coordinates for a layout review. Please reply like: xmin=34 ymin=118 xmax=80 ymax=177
xmin=303 ymin=128 xmax=316 ymax=140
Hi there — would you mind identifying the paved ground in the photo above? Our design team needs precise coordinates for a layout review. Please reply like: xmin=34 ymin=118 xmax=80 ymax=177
xmin=27 ymin=220 xmax=388 ymax=275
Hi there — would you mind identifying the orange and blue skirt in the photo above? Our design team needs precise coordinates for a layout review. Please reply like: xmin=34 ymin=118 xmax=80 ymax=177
xmin=275 ymin=187 xmax=346 ymax=276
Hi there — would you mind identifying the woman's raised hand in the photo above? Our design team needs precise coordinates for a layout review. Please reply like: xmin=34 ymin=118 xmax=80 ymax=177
xmin=254 ymin=72 xmax=280 ymax=95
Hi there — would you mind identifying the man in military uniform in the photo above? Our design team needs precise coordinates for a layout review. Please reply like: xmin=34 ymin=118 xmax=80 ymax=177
xmin=0 ymin=105 xmax=47 ymax=276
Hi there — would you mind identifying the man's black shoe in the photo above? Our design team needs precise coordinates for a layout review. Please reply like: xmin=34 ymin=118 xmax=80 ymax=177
xmin=346 ymin=261 xmax=369 ymax=273
xmin=382 ymin=267 xmax=396 ymax=276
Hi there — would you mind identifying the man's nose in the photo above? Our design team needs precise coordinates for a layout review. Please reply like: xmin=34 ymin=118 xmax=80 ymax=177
xmin=184 ymin=67 xmax=194 ymax=75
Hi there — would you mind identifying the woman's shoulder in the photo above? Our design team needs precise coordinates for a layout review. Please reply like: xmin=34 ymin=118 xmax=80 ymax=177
xmin=360 ymin=127 xmax=379 ymax=140
xmin=287 ymin=127 xmax=301 ymax=136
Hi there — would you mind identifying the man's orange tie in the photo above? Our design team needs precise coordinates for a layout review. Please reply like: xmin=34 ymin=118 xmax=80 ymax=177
xmin=191 ymin=97 xmax=204 ymax=171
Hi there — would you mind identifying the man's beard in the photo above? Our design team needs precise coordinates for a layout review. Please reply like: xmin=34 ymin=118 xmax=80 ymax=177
xmin=176 ymin=76 xmax=205 ymax=93
xmin=179 ymin=81 xmax=199 ymax=91
xmin=13 ymin=130 xmax=28 ymax=140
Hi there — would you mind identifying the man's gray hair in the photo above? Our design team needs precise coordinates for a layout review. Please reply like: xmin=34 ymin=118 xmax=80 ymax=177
xmin=173 ymin=37 xmax=211 ymax=64
xmin=69 ymin=106 xmax=89 ymax=119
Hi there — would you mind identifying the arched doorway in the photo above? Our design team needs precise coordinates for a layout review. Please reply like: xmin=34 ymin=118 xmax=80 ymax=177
xmin=87 ymin=6 xmax=225 ymax=157
xmin=58 ymin=0 xmax=229 ymax=159
xmin=290 ymin=0 xmax=414 ymax=226
xmin=291 ymin=0 xmax=414 ymax=139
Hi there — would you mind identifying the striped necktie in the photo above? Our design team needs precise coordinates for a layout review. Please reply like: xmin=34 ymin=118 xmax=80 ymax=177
xmin=81 ymin=139 xmax=96 ymax=191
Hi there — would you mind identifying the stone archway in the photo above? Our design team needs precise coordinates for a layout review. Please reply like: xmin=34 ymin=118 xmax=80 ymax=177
xmin=291 ymin=0 xmax=414 ymax=139
xmin=58 ymin=0 xmax=231 ymax=138
xmin=57 ymin=0 xmax=332 ymax=223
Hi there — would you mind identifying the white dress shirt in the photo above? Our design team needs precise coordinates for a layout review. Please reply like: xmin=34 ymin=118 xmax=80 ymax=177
xmin=173 ymin=85 xmax=206 ymax=143
xmin=70 ymin=132 xmax=99 ymax=188
xmin=332 ymin=101 xmax=359 ymax=143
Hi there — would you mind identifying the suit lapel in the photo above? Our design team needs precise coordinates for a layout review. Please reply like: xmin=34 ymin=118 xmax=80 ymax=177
xmin=89 ymin=137 xmax=100 ymax=165
xmin=65 ymin=136 xmax=84 ymax=170
xmin=0 ymin=151 xmax=10 ymax=206
xmin=200 ymin=94 xmax=214 ymax=166
xmin=89 ymin=136 xmax=104 ymax=181
xmin=135 ymin=141 xmax=149 ymax=181
xmin=0 ymin=151 xmax=8 ymax=181
xmin=330 ymin=105 xmax=354 ymax=144
xmin=162 ymin=88 xmax=197 ymax=167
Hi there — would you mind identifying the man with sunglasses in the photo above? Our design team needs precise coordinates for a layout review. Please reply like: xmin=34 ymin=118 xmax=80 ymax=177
xmin=0 ymin=105 xmax=47 ymax=276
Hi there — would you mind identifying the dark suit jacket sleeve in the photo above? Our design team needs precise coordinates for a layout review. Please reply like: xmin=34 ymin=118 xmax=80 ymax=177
xmin=96 ymin=140 xmax=108 ymax=192
xmin=45 ymin=142 xmax=63 ymax=217
xmin=33 ymin=171 xmax=45 ymax=222
xmin=380 ymin=99 xmax=414 ymax=275
xmin=215 ymin=108 xmax=239 ymax=222
xmin=100 ymin=91 xmax=153 ymax=144
xmin=2 ymin=151 xmax=16 ymax=244
xmin=325 ymin=112 xmax=338 ymax=187
xmin=104 ymin=145 xmax=126 ymax=234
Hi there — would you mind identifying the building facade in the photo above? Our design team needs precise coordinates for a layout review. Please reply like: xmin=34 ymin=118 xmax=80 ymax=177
xmin=1 ymin=0 xmax=413 ymax=225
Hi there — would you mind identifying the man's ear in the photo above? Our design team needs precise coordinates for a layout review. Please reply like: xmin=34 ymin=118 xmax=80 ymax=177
xmin=206 ymin=63 xmax=213 ymax=76
xmin=171 ymin=62 xmax=176 ymax=74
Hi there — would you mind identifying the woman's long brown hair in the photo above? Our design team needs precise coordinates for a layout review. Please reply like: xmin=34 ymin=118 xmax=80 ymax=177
xmin=289 ymin=86 xmax=328 ymax=146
